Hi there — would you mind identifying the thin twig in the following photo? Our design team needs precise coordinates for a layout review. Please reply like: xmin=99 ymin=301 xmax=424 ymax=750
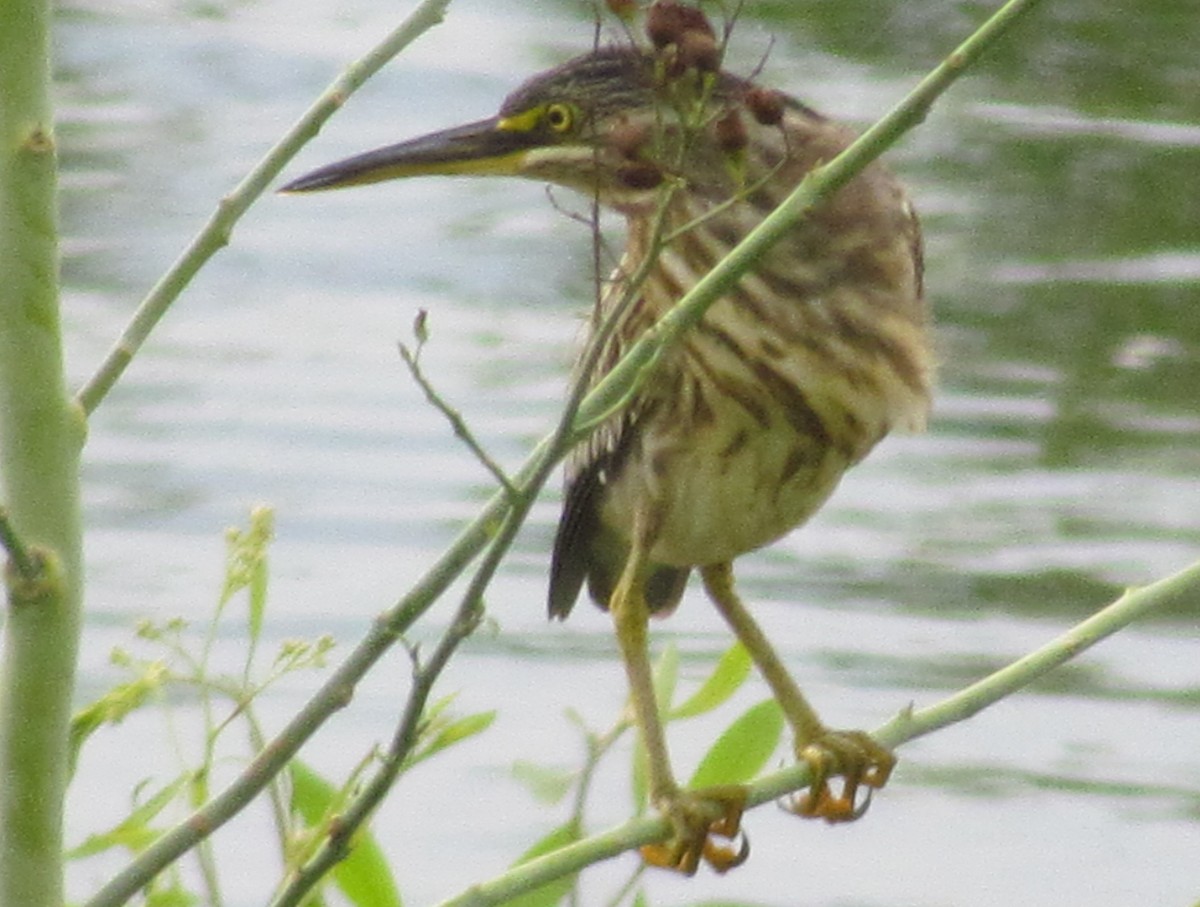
xmin=73 ymin=0 xmax=455 ymax=417
xmin=660 ymin=155 xmax=787 ymax=244
xmin=398 ymin=333 xmax=518 ymax=500
xmin=271 ymin=415 xmax=555 ymax=907
xmin=432 ymin=557 xmax=1200 ymax=907
xmin=269 ymin=593 xmax=482 ymax=907
xmin=85 ymin=407 xmax=567 ymax=907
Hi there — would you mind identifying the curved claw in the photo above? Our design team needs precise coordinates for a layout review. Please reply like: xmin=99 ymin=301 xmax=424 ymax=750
xmin=788 ymin=730 xmax=895 ymax=823
xmin=701 ymin=829 xmax=750 ymax=874
xmin=640 ymin=785 xmax=749 ymax=875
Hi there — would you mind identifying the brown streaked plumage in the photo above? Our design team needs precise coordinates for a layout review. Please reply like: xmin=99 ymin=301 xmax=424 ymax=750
xmin=284 ymin=24 xmax=932 ymax=875
xmin=545 ymin=52 xmax=929 ymax=612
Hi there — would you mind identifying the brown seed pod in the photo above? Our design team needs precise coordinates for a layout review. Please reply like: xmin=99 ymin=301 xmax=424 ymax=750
xmin=658 ymin=44 xmax=686 ymax=80
xmin=745 ymin=85 xmax=785 ymax=126
xmin=714 ymin=108 xmax=747 ymax=155
xmin=617 ymin=162 xmax=664 ymax=190
xmin=609 ymin=118 xmax=653 ymax=161
xmin=677 ymin=29 xmax=720 ymax=73
xmin=646 ymin=0 xmax=715 ymax=49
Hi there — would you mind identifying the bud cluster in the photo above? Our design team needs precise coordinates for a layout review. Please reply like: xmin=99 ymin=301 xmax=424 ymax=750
xmin=601 ymin=2 xmax=789 ymax=189
xmin=646 ymin=0 xmax=721 ymax=76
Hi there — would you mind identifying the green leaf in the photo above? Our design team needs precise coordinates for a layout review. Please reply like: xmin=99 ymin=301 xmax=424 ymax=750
xmin=219 ymin=506 xmax=274 ymax=638
xmin=510 ymin=761 xmax=576 ymax=805
xmin=407 ymin=709 xmax=496 ymax=770
xmin=687 ymin=699 xmax=784 ymax=789
xmin=68 ymin=659 xmax=168 ymax=776
xmin=428 ymin=709 xmax=496 ymax=755
xmin=67 ymin=773 xmax=190 ymax=858
xmin=670 ymin=641 xmax=752 ymax=720
xmin=288 ymin=760 xmax=402 ymax=907
xmin=288 ymin=759 xmax=336 ymax=825
xmin=247 ymin=548 xmax=268 ymax=644
xmin=501 ymin=821 xmax=582 ymax=907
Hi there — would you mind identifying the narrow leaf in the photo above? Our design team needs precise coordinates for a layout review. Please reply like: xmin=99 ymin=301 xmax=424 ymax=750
xmin=510 ymin=761 xmax=576 ymax=805
xmin=428 ymin=710 xmax=496 ymax=755
xmin=671 ymin=641 xmax=752 ymax=720
xmin=67 ymin=773 xmax=190 ymax=858
xmin=408 ymin=709 xmax=496 ymax=769
xmin=143 ymin=883 xmax=198 ymax=907
xmin=68 ymin=660 xmax=168 ymax=776
xmin=288 ymin=759 xmax=337 ymax=825
xmin=245 ymin=505 xmax=273 ymax=644
xmin=248 ymin=550 xmax=268 ymax=644
xmin=687 ymin=699 xmax=784 ymax=789
xmin=288 ymin=760 xmax=403 ymax=907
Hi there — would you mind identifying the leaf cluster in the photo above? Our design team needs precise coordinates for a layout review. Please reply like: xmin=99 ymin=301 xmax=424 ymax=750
xmin=66 ymin=508 xmax=491 ymax=907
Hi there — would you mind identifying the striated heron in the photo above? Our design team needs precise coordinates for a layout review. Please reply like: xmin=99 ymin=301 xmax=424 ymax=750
xmin=285 ymin=11 xmax=932 ymax=875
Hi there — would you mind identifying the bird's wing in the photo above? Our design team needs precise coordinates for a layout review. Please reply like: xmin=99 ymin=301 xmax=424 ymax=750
xmin=548 ymin=397 xmax=689 ymax=619
xmin=547 ymin=260 xmax=692 ymax=620
xmin=547 ymin=412 xmax=626 ymax=620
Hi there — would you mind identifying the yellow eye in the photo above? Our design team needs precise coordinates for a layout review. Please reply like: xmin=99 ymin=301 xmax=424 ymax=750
xmin=544 ymin=103 xmax=575 ymax=134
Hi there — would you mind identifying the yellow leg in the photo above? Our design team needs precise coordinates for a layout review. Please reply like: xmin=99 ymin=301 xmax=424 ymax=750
xmin=608 ymin=531 xmax=675 ymax=806
xmin=701 ymin=562 xmax=895 ymax=823
xmin=610 ymin=525 xmax=748 ymax=874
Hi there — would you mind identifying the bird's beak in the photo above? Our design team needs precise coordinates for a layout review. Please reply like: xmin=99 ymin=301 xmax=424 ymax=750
xmin=281 ymin=116 xmax=543 ymax=192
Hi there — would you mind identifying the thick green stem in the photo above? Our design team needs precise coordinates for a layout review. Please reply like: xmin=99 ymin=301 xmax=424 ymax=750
xmin=0 ymin=1 xmax=86 ymax=906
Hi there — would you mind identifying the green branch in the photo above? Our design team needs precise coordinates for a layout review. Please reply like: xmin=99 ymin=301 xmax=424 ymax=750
xmin=399 ymin=326 xmax=518 ymax=499
xmin=73 ymin=0 xmax=454 ymax=417
xmin=433 ymin=557 xmax=1200 ymax=907
xmin=84 ymin=429 xmax=570 ymax=907
xmin=269 ymin=410 xmax=560 ymax=907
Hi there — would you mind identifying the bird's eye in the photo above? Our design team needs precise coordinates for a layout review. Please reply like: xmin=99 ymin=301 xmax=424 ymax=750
xmin=544 ymin=103 xmax=575 ymax=134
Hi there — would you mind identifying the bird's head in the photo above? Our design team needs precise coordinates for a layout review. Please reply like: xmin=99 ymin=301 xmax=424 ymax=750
xmin=282 ymin=47 xmax=774 ymax=211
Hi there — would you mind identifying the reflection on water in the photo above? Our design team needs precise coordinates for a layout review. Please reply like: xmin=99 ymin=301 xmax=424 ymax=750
xmin=56 ymin=1 xmax=1198 ymax=905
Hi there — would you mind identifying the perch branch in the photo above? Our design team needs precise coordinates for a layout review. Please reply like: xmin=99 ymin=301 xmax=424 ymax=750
xmin=433 ymin=557 xmax=1200 ymax=907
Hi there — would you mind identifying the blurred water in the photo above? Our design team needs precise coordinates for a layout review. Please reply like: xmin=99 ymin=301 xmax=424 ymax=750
xmin=54 ymin=1 xmax=1199 ymax=906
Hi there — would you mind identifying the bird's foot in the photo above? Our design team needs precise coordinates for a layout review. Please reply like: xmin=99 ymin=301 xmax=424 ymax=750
xmin=640 ymin=784 xmax=749 ymax=875
xmin=787 ymin=729 xmax=894 ymax=823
